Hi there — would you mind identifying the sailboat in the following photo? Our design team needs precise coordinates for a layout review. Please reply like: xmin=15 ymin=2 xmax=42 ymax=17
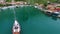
xmin=12 ymin=20 xmax=21 ymax=34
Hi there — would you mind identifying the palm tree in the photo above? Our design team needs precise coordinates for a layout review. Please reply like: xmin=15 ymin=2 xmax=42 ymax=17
xmin=26 ymin=0 xmax=35 ymax=4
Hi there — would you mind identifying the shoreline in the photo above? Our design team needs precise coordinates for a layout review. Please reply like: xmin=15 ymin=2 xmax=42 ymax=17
xmin=0 ymin=5 xmax=38 ymax=9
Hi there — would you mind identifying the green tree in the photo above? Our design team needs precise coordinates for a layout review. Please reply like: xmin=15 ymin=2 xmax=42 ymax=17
xmin=6 ymin=0 xmax=11 ymax=2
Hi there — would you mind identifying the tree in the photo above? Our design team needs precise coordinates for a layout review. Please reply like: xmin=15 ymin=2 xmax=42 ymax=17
xmin=56 ymin=0 xmax=60 ymax=3
xmin=6 ymin=0 xmax=11 ymax=2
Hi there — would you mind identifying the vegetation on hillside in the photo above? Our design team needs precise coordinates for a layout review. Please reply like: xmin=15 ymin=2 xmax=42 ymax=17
xmin=5 ymin=0 xmax=59 ymax=4
xmin=0 ymin=0 xmax=60 ymax=7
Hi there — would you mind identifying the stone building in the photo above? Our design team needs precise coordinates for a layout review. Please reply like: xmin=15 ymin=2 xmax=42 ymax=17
xmin=0 ymin=0 xmax=6 ymax=4
xmin=0 ymin=0 xmax=6 ymax=2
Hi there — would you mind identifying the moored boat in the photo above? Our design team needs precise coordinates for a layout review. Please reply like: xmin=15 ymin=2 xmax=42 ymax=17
xmin=45 ymin=10 xmax=60 ymax=17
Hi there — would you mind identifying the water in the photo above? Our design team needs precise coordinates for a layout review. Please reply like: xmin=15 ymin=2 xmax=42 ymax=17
xmin=0 ymin=6 xmax=60 ymax=34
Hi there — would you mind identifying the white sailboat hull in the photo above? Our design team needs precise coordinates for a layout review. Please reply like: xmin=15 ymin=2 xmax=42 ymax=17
xmin=12 ymin=20 xmax=21 ymax=34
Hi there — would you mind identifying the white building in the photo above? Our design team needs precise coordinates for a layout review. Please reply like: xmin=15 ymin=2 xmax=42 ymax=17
xmin=0 ymin=0 xmax=6 ymax=3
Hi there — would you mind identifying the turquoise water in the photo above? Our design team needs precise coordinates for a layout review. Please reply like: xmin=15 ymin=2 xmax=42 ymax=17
xmin=0 ymin=6 xmax=60 ymax=34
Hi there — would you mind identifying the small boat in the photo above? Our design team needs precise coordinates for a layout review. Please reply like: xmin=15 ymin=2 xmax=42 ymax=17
xmin=37 ymin=6 xmax=60 ymax=18
xmin=45 ymin=10 xmax=60 ymax=17
xmin=12 ymin=20 xmax=21 ymax=34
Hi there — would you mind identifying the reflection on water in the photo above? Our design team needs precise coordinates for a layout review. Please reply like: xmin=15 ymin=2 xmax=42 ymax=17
xmin=51 ymin=16 xmax=57 ymax=20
